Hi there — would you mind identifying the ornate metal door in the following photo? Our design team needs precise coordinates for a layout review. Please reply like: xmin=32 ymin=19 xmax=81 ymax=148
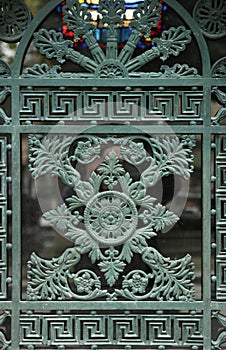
xmin=0 ymin=0 xmax=226 ymax=348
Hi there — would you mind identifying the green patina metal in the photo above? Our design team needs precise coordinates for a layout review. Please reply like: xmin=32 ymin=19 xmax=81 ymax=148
xmin=0 ymin=0 xmax=226 ymax=348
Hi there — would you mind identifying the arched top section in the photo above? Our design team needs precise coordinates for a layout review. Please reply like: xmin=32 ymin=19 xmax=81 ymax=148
xmin=164 ymin=0 xmax=210 ymax=77
xmin=13 ymin=0 xmax=210 ymax=79
xmin=12 ymin=0 xmax=62 ymax=77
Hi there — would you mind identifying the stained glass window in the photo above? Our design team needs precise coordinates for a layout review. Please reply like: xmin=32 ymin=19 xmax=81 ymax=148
xmin=57 ymin=0 xmax=168 ymax=49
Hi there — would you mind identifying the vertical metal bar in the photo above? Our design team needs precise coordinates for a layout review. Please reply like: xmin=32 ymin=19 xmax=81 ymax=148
xmin=202 ymin=86 xmax=212 ymax=349
xmin=11 ymin=85 xmax=21 ymax=348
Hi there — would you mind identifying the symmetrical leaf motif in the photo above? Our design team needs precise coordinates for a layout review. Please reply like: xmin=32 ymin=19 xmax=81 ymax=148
xmin=27 ymin=248 xmax=108 ymax=300
xmin=28 ymin=134 xmax=81 ymax=188
xmin=142 ymin=247 xmax=195 ymax=300
xmin=33 ymin=29 xmax=73 ymax=64
xmin=153 ymin=26 xmax=192 ymax=61
xmin=22 ymin=63 xmax=62 ymax=78
xmin=99 ymin=0 xmax=125 ymax=26
xmin=62 ymin=0 xmax=95 ymax=37
xmin=98 ymin=247 xmax=126 ymax=286
xmin=30 ymin=0 xmax=192 ymax=78
xmin=27 ymin=248 xmax=80 ymax=300
xmin=130 ymin=0 xmax=161 ymax=36
xmin=43 ymin=204 xmax=82 ymax=232
xmin=27 ymin=134 xmax=196 ymax=300
xmin=97 ymin=150 xmax=125 ymax=189
xmin=116 ymin=247 xmax=195 ymax=301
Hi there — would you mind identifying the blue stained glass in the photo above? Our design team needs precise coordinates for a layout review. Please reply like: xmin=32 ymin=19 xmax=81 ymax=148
xmin=95 ymin=28 xmax=100 ymax=41
xmin=121 ymin=27 xmax=132 ymax=42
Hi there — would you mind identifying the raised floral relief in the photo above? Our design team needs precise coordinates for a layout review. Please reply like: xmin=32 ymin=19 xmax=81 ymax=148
xmin=27 ymin=133 xmax=196 ymax=301
xmin=22 ymin=0 xmax=196 ymax=79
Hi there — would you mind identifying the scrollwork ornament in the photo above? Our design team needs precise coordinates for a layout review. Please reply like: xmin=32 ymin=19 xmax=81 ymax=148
xmin=27 ymin=133 xmax=196 ymax=300
xmin=211 ymin=87 xmax=226 ymax=125
xmin=212 ymin=312 xmax=226 ymax=349
xmin=0 ymin=311 xmax=11 ymax=349
xmin=0 ymin=0 xmax=32 ymax=43
xmin=0 ymin=60 xmax=11 ymax=78
xmin=212 ymin=57 xmax=226 ymax=78
xmin=193 ymin=0 xmax=226 ymax=38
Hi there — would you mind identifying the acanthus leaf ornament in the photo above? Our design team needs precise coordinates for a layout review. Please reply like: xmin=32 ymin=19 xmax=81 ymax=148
xmin=27 ymin=133 xmax=196 ymax=301
xmin=31 ymin=0 xmax=192 ymax=78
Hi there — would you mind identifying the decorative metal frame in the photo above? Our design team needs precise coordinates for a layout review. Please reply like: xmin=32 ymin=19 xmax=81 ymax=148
xmin=0 ymin=0 xmax=226 ymax=348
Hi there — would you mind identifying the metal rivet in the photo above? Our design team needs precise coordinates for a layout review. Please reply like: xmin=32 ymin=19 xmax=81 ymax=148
xmin=158 ymin=86 xmax=165 ymax=91
xmin=190 ymin=121 xmax=197 ymax=125
xmin=158 ymin=346 xmax=165 ymax=350
xmin=6 ymin=144 xmax=12 ymax=150
xmin=191 ymin=346 xmax=198 ymax=350
xmin=190 ymin=310 xmax=196 ymax=315
xmin=211 ymin=243 xmax=217 ymax=249
xmin=57 ymin=346 xmax=65 ymax=349
xmin=124 ymin=310 xmax=130 ymax=315
xmin=92 ymin=87 xmax=98 ymax=91
xmin=211 ymin=209 xmax=216 ymax=215
xmin=91 ymin=310 xmax=97 ymax=315
xmin=27 ymin=346 xmax=34 ymax=350
xmin=6 ymin=177 xmax=12 ymax=183
xmin=211 ymin=176 xmax=216 ymax=182
xmin=57 ymin=310 xmax=63 ymax=315
xmin=192 ymin=87 xmax=198 ymax=91
xmin=6 ymin=277 xmax=12 ymax=284
xmin=156 ymin=310 xmax=163 ymax=315
xmin=125 ymin=86 xmax=131 ymax=91
xmin=91 ymin=345 xmax=98 ymax=350
xmin=211 ymin=143 xmax=216 ymax=149
xmin=6 ymin=243 xmax=12 ymax=250
xmin=6 ymin=210 xmax=12 ymax=216
xmin=25 ymin=120 xmax=32 ymax=125
xmin=211 ymin=275 xmax=217 ymax=282
xmin=90 ymin=121 xmax=97 ymax=125
xmin=125 ymin=346 xmax=132 ymax=350
xmin=58 ymin=120 xmax=65 ymax=125
xmin=124 ymin=121 xmax=130 ymax=125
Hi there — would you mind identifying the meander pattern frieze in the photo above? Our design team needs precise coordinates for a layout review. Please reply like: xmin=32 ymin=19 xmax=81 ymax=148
xmin=20 ymin=311 xmax=203 ymax=348
xmin=215 ymin=136 xmax=226 ymax=299
xmin=0 ymin=138 xmax=10 ymax=300
xmin=19 ymin=90 xmax=203 ymax=121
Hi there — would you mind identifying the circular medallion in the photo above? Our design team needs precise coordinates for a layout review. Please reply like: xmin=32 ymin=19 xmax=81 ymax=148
xmin=84 ymin=191 xmax=138 ymax=246
xmin=0 ymin=0 xmax=32 ymax=42
xmin=193 ymin=0 xmax=226 ymax=38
